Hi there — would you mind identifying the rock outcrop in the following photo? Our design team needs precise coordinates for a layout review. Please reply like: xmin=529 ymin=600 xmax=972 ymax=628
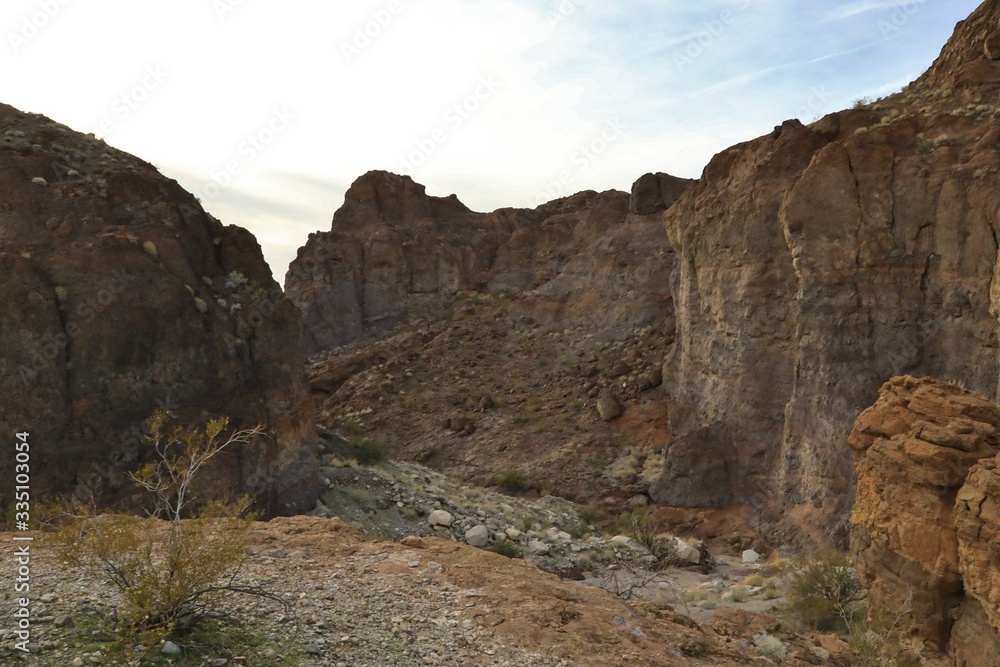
xmin=656 ymin=0 xmax=1000 ymax=547
xmin=849 ymin=376 xmax=1000 ymax=661
xmin=0 ymin=103 xmax=317 ymax=514
xmin=285 ymin=170 xmax=693 ymax=354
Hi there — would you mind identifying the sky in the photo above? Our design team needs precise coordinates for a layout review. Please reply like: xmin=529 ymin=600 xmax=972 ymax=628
xmin=1 ymin=0 xmax=983 ymax=282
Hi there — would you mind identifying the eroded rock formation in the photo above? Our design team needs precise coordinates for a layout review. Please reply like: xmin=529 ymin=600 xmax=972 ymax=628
xmin=657 ymin=0 xmax=1000 ymax=547
xmin=849 ymin=376 xmax=1000 ymax=661
xmin=0 ymin=103 xmax=317 ymax=514
xmin=285 ymin=170 xmax=693 ymax=354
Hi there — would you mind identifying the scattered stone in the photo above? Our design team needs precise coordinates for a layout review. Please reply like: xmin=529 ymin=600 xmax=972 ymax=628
xmin=505 ymin=527 xmax=523 ymax=541
xmin=161 ymin=641 xmax=182 ymax=656
xmin=627 ymin=495 xmax=648 ymax=509
xmin=54 ymin=614 xmax=73 ymax=627
xmin=305 ymin=644 xmax=321 ymax=655
xmin=465 ymin=525 xmax=490 ymax=548
xmin=672 ymin=538 xmax=701 ymax=565
xmin=479 ymin=394 xmax=495 ymax=411
xmin=527 ymin=540 xmax=550 ymax=556
xmin=31 ymin=176 xmax=48 ymax=186
xmin=428 ymin=510 xmax=453 ymax=527
xmin=597 ymin=390 xmax=623 ymax=422
xmin=742 ymin=549 xmax=761 ymax=565
xmin=40 ymin=593 xmax=58 ymax=603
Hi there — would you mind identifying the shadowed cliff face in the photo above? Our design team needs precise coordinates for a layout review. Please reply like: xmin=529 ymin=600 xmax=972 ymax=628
xmin=656 ymin=0 xmax=1000 ymax=548
xmin=0 ymin=103 xmax=317 ymax=514
xmin=284 ymin=170 xmax=693 ymax=356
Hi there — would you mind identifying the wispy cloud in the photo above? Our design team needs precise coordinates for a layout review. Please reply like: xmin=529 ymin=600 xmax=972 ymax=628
xmin=823 ymin=0 xmax=919 ymax=22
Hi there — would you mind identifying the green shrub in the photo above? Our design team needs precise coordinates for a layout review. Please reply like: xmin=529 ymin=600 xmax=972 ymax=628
xmin=753 ymin=633 xmax=788 ymax=661
xmin=355 ymin=437 xmax=394 ymax=465
xmin=494 ymin=469 xmax=531 ymax=493
xmin=784 ymin=551 xmax=864 ymax=631
xmin=615 ymin=506 xmax=675 ymax=566
xmin=489 ymin=538 xmax=522 ymax=559
xmin=53 ymin=413 xmax=281 ymax=644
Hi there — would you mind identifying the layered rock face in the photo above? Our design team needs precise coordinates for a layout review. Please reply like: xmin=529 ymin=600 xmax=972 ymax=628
xmin=285 ymin=170 xmax=693 ymax=355
xmin=0 ymin=103 xmax=317 ymax=514
xmin=657 ymin=0 xmax=1000 ymax=547
xmin=849 ymin=376 xmax=1000 ymax=662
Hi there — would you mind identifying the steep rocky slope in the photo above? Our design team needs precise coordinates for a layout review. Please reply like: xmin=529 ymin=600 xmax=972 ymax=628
xmin=658 ymin=0 xmax=1000 ymax=548
xmin=849 ymin=376 xmax=1000 ymax=664
xmin=0 ymin=103 xmax=317 ymax=514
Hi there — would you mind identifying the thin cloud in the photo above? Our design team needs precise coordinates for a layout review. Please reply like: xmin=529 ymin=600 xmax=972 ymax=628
xmin=823 ymin=0 xmax=918 ymax=22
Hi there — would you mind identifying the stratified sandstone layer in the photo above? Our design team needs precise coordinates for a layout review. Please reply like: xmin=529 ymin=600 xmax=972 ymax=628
xmin=285 ymin=170 xmax=693 ymax=355
xmin=657 ymin=0 xmax=1000 ymax=547
xmin=849 ymin=376 xmax=1000 ymax=661
xmin=0 ymin=103 xmax=317 ymax=514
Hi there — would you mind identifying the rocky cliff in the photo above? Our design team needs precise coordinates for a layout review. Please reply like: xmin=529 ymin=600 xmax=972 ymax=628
xmin=656 ymin=0 xmax=1000 ymax=547
xmin=0 ymin=103 xmax=317 ymax=514
xmin=849 ymin=376 xmax=1000 ymax=663
xmin=285 ymin=170 xmax=694 ymax=508
xmin=285 ymin=170 xmax=692 ymax=355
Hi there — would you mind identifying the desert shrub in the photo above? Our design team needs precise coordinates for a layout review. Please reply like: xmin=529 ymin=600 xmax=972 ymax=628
xmin=752 ymin=633 xmax=788 ymax=661
xmin=615 ymin=506 xmax=675 ymax=566
xmin=355 ymin=437 xmax=394 ymax=465
xmin=784 ymin=551 xmax=864 ymax=631
xmin=488 ymin=538 xmax=522 ymax=559
xmin=730 ymin=585 xmax=750 ymax=603
xmin=53 ymin=412 xmax=283 ymax=644
xmin=494 ymin=469 xmax=531 ymax=493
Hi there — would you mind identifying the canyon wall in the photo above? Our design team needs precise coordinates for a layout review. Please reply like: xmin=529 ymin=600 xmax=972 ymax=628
xmin=0 ymin=103 xmax=317 ymax=514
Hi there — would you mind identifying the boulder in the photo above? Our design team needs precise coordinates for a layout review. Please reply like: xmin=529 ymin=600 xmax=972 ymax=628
xmin=597 ymin=390 xmax=623 ymax=422
xmin=741 ymin=550 xmax=760 ymax=565
xmin=428 ymin=510 xmax=453 ymax=527
xmin=465 ymin=524 xmax=489 ymax=548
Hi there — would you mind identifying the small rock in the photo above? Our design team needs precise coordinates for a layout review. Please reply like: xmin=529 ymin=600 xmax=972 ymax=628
xmin=262 ymin=648 xmax=280 ymax=659
xmin=428 ymin=510 xmax=453 ymax=527
xmin=401 ymin=536 xmax=425 ymax=548
xmin=527 ymin=540 xmax=550 ymax=556
xmin=161 ymin=641 xmax=182 ymax=656
xmin=597 ymin=390 xmax=623 ymax=421
xmin=54 ymin=615 xmax=73 ymax=627
xmin=465 ymin=525 xmax=490 ymax=548
xmin=209 ymin=659 xmax=229 ymax=667
xmin=40 ymin=593 xmax=58 ymax=603
xmin=672 ymin=537 xmax=701 ymax=564
xmin=505 ymin=527 xmax=523 ymax=541
xmin=31 ymin=177 xmax=48 ymax=186
xmin=742 ymin=549 xmax=761 ymax=565
xmin=479 ymin=395 xmax=495 ymax=411
xmin=627 ymin=494 xmax=649 ymax=509
xmin=305 ymin=644 xmax=321 ymax=655
xmin=72 ymin=659 xmax=84 ymax=667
